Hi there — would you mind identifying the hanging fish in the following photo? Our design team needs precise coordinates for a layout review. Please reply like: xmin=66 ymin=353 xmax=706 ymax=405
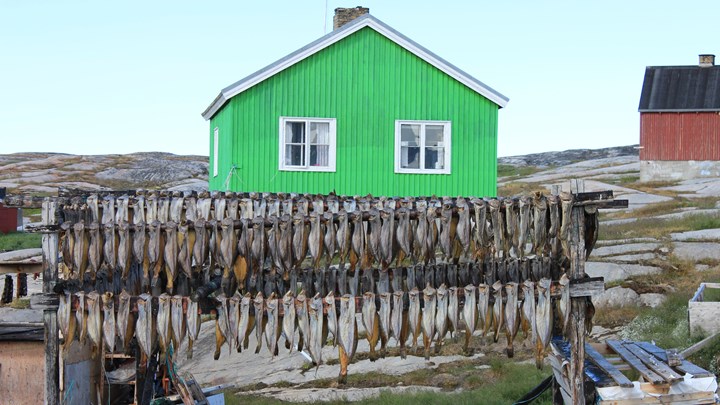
xmin=414 ymin=203 xmax=428 ymax=263
xmin=478 ymin=283 xmax=490 ymax=338
xmin=163 ymin=221 xmax=179 ymax=292
xmin=557 ymin=274 xmax=571 ymax=336
xmin=517 ymin=196 xmax=531 ymax=258
xmin=171 ymin=295 xmax=186 ymax=352
xmin=391 ymin=290 xmax=407 ymax=358
xmin=491 ymin=281 xmax=504 ymax=342
xmin=214 ymin=294 xmax=230 ymax=360
xmin=237 ymin=292 xmax=254 ymax=352
xmin=220 ymin=217 xmax=237 ymax=290
xmin=488 ymin=199 xmax=504 ymax=258
xmin=535 ymin=278 xmax=552 ymax=369
xmin=281 ymin=291 xmax=296 ymax=351
xmin=185 ymin=298 xmax=201 ymax=359
xmin=102 ymin=223 xmax=117 ymax=279
xmin=58 ymin=291 xmax=75 ymax=352
xmin=295 ymin=291 xmax=310 ymax=352
xmin=253 ymin=292 xmax=266 ymax=354
xmin=307 ymin=293 xmax=324 ymax=366
xmin=532 ymin=193 xmax=548 ymax=256
xmin=136 ymin=293 xmax=156 ymax=360
xmin=435 ymin=284 xmax=449 ymax=353
xmin=292 ymin=213 xmax=309 ymax=270
xmin=408 ymin=288 xmax=422 ymax=351
xmin=265 ymin=293 xmax=281 ymax=357
xmin=132 ymin=221 xmax=147 ymax=286
xmin=421 ymin=284 xmax=437 ymax=360
xmin=547 ymin=194 xmax=560 ymax=258
xmin=520 ymin=280 xmax=537 ymax=346
xmin=456 ymin=197 xmax=471 ymax=260
xmin=349 ymin=211 xmax=365 ymax=276
xmin=471 ymin=198 xmax=488 ymax=261
xmin=367 ymin=209 xmax=381 ymax=266
xmin=308 ymin=211 xmax=324 ymax=271
xmin=278 ymin=214 xmax=294 ymax=275
xmin=267 ymin=215 xmax=282 ymax=273
xmin=379 ymin=208 xmax=396 ymax=269
xmin=148 ymin=220 xmax=165 ymax=289
xmin=323 ymin=211 xmax=337 ymax=269
xmin=87 ymin=222 xmax=103 ymax=279
xmin=177 ymin=223 xmax=193 ymax=279
xmin=337 ymin=294 xmax=357 ymax=384
xmin=362 ymin=292 xmax=381 ymax=360
xmin=102 ymin=292 xmax=115 ymax=353
xmin=157 ymin=293 xmax=172 ymax=356
xmin=378 ymin=292 xmax=391 ymax=356
xmin=325 ymin=291 xmax=338 ymax=347
xmin=75 ymin=291 xmax=87 ymax=344
xmin=447 ymin=286 xmax=459 ymax=342
xmin=170 ymin=194 xmax=184 ymax=223
xmin=72 ymin=222 xmax=88 ymax=278
xmin=116 ymin=290 xmax=134 ymax=352
xmin=192 ymin=218 xmax=209 ymax=269
xmin=462 ymin=285 xmax=477 ymax=353
xmin=335 ymin=210 xmax=350 ymax=267
xmin=559 ymin=192 xmax=573 ymax=261
xmin=117 ymin=221 xmax=132 ymax=279
xmin=439 ymin=202 xmax=454 ymax=262
xmin=504 ymin=199 xmax=518 ymax=257
xmin=504 ymin=282 xmax=519 ymax=358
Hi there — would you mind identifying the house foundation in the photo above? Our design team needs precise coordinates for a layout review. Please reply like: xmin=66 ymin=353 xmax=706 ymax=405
xmin=640 ymin=160 xmax=720 ymax=182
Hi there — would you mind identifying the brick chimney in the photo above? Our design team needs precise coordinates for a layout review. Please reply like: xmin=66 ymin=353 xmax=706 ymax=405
xmin=333 ymin=6 xmax=369 ymax=30
xmin=699 ymin=54 xmax=715 ymax=67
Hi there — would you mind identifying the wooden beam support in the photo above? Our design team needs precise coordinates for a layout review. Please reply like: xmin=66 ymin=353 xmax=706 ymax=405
xmin=568 ymin=187 xmax=587 ymax=404
xmin=584 ymin=343 xmax=634 ymax=388
xmin=606 ymin=340 xmax=665 ymax=385
xmin=42 ymin=198 xmax=60 ymax=405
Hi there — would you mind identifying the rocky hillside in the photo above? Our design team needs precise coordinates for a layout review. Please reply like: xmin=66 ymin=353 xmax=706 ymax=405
xmin=0 ymin=152 xmax=208 ymax=193
xmin=499 ymin=145 xmax=639 ymax=167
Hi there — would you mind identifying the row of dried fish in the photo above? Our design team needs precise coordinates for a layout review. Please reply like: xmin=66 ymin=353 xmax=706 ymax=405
xmin=57 ymin=191 xmax=596 ymax=296
xmin=57 ymin=276 xmax=579 ymax=383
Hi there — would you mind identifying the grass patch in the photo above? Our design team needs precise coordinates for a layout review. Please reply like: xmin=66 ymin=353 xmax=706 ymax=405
xmin=594 ymin=306 xmax=641 ymax=328
xmin=497 ymin=164 xmax=542 ymax=178
xmin=7 ymin=298 xmax=30 ymax=309
xmin=497 ymin=182 xmax=550 ymax=197
xmin=226 ymin=359 xmax=552 ymax=405
xmin=700 ymin=285 xmax=720 ymax=302
xmin=599 ymin=213 xmax=720 ymax=240
xmin=0 ymin=232 xmax=42 ymax=252
xmin=612 ymin=197 xmax=719 ymax=219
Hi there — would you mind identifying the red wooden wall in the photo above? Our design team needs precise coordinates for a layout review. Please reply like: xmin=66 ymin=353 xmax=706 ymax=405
xmin=640 ymin=112 xmax=720 ymax=161
xmin=0 ymin=203 xmax=18 ymax=234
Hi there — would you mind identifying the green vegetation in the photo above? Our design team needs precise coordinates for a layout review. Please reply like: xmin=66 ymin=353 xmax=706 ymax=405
xmin=611 ymin=197 xmax=718 ymax=219
xmin=0 ymin=231 xmax=42 ymax=252
xmin=8 ymin=298 xmax=30 ymax=309
xmin=599 ymin=213 xmax=720 ymax=240
xmin=225 ymin=357 xmax=552 ymax=405
xmin=497 ymin=164 xmax=542 ymax=179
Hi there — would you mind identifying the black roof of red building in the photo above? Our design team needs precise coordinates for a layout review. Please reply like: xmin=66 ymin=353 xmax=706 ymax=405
xmin=639 ymin=64 xmax=720 ymax=112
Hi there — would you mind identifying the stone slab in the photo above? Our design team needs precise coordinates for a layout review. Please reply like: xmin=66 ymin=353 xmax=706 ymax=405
xmin=639 ymin=293 xmax=666 ymax=308
xmin=606 ymin=253 xmax=657 ymax=263
xmin=244 ymin=385 xmax=442 ymax=403
xmin=585 ymin=262 xmax=662 ymax=283
xmin=673 ymin=242 xmax=720 ymax=261
xmin=592 ymin=287 xmax=639 ymax=308
xmin=590 ymin=243 xmax=660 ymax=258
xmin=671 ymin=228 xmax=720 ymax=242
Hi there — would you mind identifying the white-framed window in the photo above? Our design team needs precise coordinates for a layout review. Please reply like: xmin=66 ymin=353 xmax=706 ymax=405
xmin=394 ymin=120 xmax=451 ymax=174
xmin=213 ymin=127 xmax=219 ymax=177
xmin=279 ymin=117 xmax=336 ymax=172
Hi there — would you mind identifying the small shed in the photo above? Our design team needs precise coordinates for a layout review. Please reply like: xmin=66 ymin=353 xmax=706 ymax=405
xmin=0 ymin=308 xmax=45 ymax=405
xmin=638 ymin=54 xmax=720 ymax=181
xmin=0 ymin=202 xmax=19 ymax=233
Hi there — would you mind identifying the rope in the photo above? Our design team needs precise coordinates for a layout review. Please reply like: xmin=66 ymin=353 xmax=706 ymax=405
xmin=513 ymin=375 xmax=553 ymax=405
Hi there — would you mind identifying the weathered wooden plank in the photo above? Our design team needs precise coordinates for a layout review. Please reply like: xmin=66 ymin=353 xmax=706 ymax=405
xmin=635 ymin=341 xmax=715 ymax=378
xmin=0 ymin=262 xmax=43 ymax=274
xmin=625 ymin=343 xmax=683 ymax=383
xmin=575 ymin=190 xmax=614 ymax=202
xmin=585 ymin=343 xmax=634 ymax=387
xmin=568 ymin=189 xmax=587 ymax=404
xmin=42 ymin=199 xmax=60 ymax=405
xmin=606 ymin=340 xmax=664 ymax=385
xmin=569 ymin=277 xmax=605 ymax=297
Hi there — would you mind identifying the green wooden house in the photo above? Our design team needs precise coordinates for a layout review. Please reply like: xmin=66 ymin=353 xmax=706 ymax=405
xmin=202 ymin=8 xmax=508 ymax=197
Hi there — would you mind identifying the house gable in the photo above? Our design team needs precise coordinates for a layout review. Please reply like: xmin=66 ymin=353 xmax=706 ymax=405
xmin=202 ymin=14 xmax=508 ymax=121
xmin=639 ymin=65 xmax=720 ymax=112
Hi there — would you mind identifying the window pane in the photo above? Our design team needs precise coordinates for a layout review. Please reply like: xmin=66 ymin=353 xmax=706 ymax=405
xmin=400 ymin=124 xmax=420 ymax=147
xmin=285 ymin=144 xmax=305 ymax=166
xmin=285 ymin=122 xmax=305 ymax=143
xmin=401 ymin=146 xmax=420 ymax=169
xmin=309 ymin=122 xmax=329 ymax=144
xmin=425 ymin=147 xmax=444 ymax=170
xmin=426 ymin=125 xmax=444 ymax=147
xmin=310 ymin=145 xmax=329 ymax=167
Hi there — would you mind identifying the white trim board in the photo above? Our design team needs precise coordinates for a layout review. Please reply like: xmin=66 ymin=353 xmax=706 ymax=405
xmin=202 ymin=14 xmax=508 ymax=120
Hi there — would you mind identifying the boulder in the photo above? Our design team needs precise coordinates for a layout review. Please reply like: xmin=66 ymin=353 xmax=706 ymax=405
xmin=592 ymin=287 xmax=639 ymax=309
xmin=639 ymin=293 xmax=666 ymax=308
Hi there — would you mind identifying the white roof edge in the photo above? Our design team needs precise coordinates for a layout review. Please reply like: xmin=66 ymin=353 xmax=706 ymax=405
xmin=202 ymin=14 xmax=509 ymax=120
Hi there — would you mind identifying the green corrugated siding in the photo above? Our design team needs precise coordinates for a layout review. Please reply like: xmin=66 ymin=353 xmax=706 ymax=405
xmin=209 ymin=27 xmax=499 ymax=197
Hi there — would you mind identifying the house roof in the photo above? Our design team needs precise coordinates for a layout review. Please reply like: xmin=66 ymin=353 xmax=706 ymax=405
xmin=639 ymin=65 xmax=720 ymax=112
xmin=202 ymin=14 xmax=509 ymax=120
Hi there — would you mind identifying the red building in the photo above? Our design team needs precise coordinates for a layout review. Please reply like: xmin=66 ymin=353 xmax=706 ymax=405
xmin=638 ymin=54 xmax=720 ymax=181
xmin=0 ymin=203 xmax=19 ymax=234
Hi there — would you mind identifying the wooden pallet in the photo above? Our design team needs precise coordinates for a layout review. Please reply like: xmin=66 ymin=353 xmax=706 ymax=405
xmin=550 ymin=339 xmax=716 ymax=405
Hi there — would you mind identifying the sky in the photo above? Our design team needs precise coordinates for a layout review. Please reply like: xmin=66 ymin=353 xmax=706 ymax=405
xmin=1 ymin=1 xmax=718 ymax=158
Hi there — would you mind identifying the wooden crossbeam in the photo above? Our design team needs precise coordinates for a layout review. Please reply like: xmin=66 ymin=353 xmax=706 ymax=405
xmin=585 ymin=343 xmax=634 ymax=387
xmin=635 ymin=341 xmax=714 ymax=378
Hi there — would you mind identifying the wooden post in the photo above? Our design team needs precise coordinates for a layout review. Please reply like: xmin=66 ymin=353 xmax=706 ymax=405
xmin=568 ymin=181 xmax=586 ymax=404
xmin=42 ymin=199 xmax=60 ymax=405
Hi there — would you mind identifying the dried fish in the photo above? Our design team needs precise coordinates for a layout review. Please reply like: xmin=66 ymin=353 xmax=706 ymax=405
xmin=295 ymin=291 xmax=310 ymax=352
xmin=102 ymin=292 xmax=115 ymax=352
xmin=148 ymin=220 xmax=165 ymax=288
xmin=177 ymin=223 xmax=193 ymax=279
xmin=117 ymin=290 xmax=134 ymax=352
xmin=265 ymin=293 xmax=281 ymax=357
xmin=86 ymin=292 xmax=102 ymax=354
xmin=186 ymin=298 xmax=201 ymax=359
xmin=308 ymin=211 xmax=324 ymax=270
xmin=171 ymin=295 xmax=186 ymax=352
xmin=214 ymin=294 xmax=230 ymax=360
xmin=278 ymin=214 xmax=293 ymax=275
xmin=87 ymin=223 xmax=103 ymax=278
xmin=504 ymin=282 xmax=519 ymax=357
xmin=391 ymin=290 xmax=406 ymax=357
xmin=335 ymin=210 xmax=350 ymax=266
xmin=76 ymin=291 xmax=87 ymax=344
xmin=220 ymin=217 xmax=237 ymax=287
xmin=378 ymin=292 xmax=391 ymax=355
xmin=439 ymin=202 xmax=454 ymax=262
xmin=136 ymin=293 xmax=156 ymax=360
xmin=238 ymin=293 xmax=254 ymax=352
xmin=338 ymin=294 xmax=357 ymax=383
xmin=157 ymin=293 xmax=172 ymax=356
xmin=362 ymin=292 xmax=381 ymax=360
xmin=535 ymin=278 xmax=552 ymax=369
xmin=504 ymin=198 xmax=517 ymax=257
xmin=193 ymin=218 xmax=209 ymax=269
xmin=253 ymin=292 xmax=266 ymax=354
xmin=308 ymin=293 xmax=324 ymax=365
xmin=408 ymin=288 xmax=421 ymax=350
xmin=447 ymin=286 xmax=459 ymax=341
xmin=421 ymin=284 xmax=437 ymax=360
xmin=462 ymin=285 xmax=477 ymax=353
xmin=292 ymin=213 xmax=308 ymax=269
xmin=379 ymin=208 xmax=395 ymax=268
xmin=491 ymin=281 xmax=504 ymax=342
xmin=73 ymin=222 xmax=88 ymax=278
xmin=518 ymin=196 xmax=531 ymax=258
xmin=434 ymin=284 xmax=449 ymax=353
xmin=547 ymin=194 xmax=560 ymax=258
xmin=103 ymin=223 xmax=117 ymax=278
xmin=456 ymin=197 xmax=471 ymax=259
xmin=488 ymin=199 xmax=504 ymax=258
xmin=323 ymin=212 xmax=337 ymax=267
xmin=325 ymin=291 xmax=338 ymax=347
xmin=281 ymin=291 xmax=296 ymax=351
xmin=532 ymin=193 xmax=548 ymax=256
xmin=414 ymin=204 xmax=428 ymax=263
xmin=117 ymin=221 xmax=132 ymax=279
xmin=557 ymin=274 xmax=570 ymax=336
xmin=520 ymin=280 xmax=536 ymax=346
xmin=163 ymin=221 xmax=179 ymax=291
xmin=367 ymin=209 xmax=381 ymax=266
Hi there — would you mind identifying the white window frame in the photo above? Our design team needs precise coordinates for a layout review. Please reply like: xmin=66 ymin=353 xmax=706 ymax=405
xmin=213 ymin=127 xmax=219 ymax=177
xmin=279 ymin=117 xmax=337 ymax=172
xmin=394 ymin=120 xmax=451 ymax=174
